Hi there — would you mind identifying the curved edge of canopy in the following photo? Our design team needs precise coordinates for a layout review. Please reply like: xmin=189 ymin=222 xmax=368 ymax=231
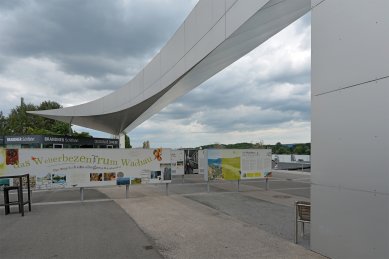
xmin=29 ymin=0 xmax=311 ymax=135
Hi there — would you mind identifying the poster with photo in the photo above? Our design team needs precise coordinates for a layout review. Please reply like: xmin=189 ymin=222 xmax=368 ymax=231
xmin=52 ymin=173 xmax=67 ymax=188
xmin=184 ymin=149 xmax=199 ymax=174
xmin=0 ymin=148 xmax=5 ymax=173
xmin=206 ymin=149 xmax=272 ymax=181
xmin=161 ymin=163 xmax=172 ymax=181
xmin=0 ymin=148 xmax=172 ymax=189
xmin=171 ymin=150 xmax=184 ymax=176
xmin=36 ymin=173 xmax=52 ymax=189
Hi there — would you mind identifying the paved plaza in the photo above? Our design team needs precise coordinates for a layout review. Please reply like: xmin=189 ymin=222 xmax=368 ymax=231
xmin=0 ymin=171 xmax=323 ymax=259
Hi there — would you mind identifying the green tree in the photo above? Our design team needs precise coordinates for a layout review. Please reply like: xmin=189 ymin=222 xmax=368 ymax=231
xmin=4 ymin=99 xmax=71 ymax=135
xmin=293 ymin=144 xmax=305 ymax=155
xmin=7 ymin=102 xmax=37 ymax=134
xmin=35 ymin=100 xmax=70 ymax=135
xmin=272 ymin=142 xmax=291 ymax=154
xmin=72 ymin=131 xmax=92 ymax=138
xmin=125 ymin=135 xmax=132 ymax=148
xmin=0 ymin=111 xmax=7 ymax=135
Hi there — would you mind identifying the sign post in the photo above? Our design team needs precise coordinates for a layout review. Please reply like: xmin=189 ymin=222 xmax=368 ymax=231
xmin=126 ymin=184 xmax=129 ymax=199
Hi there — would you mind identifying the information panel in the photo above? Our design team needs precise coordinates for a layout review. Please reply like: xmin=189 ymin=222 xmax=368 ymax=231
xmin=205 ymin=149 xmax=272 ymax=180
xmin=171 ymin=150 xmax=184 ymax=176
xmin=0 ymin=148 xmax=171 ymax=189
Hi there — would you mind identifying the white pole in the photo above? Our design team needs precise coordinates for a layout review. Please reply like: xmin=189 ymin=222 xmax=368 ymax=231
xmin=119 ymin=133 xmax=126 ymax=149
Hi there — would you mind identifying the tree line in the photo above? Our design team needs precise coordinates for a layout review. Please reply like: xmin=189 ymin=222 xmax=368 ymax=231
xmin=271 ymin=142 xmax=310 ymax=155
xmin=0 ymin=99 xmax=90 ymax=137
xmin=1 ymin=99 xmax=132 ymax=147
xmin=199 ymin=141 xmax=310 ymax=155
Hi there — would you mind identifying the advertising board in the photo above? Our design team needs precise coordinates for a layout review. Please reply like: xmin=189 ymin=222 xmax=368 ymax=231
xmin=205 ymin=149 xmax=272 ymax=181
xmin=0 ymin=148 xmax=171 ymax=189
xmin=171 ymin=150 xmax=184 ymax=176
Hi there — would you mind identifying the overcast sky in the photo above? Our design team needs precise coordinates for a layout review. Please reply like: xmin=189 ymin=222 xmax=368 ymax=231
xmin=0 ymin=0 xmax=311 ymax=148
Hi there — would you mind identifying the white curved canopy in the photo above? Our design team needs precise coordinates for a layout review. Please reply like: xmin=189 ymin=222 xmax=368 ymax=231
xmin=30 ymin=0 xmax=310 ymax=135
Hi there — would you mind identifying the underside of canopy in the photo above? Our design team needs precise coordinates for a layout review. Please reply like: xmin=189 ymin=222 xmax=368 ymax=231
xmin=29 ymin=0 xmax=310 ymax=135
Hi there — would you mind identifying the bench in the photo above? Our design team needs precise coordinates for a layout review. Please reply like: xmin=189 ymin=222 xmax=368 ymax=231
xmin=294 ymin=200 xmax=311 ymax=243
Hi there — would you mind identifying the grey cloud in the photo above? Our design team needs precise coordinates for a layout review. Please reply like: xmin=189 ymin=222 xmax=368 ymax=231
xmin=156 ymin=67 xmax=311 ymax=133
xmin=267 ymin=65 xmax=310 ymax=85
xmin=298 ymin=12 xmax=311 ymax=29
xmin=0 ymin=0 xmax=195 ymax=77
xmin=0 ymin=0 xmax=25 ymax=11
xmin=56 ymin=55 xmax=133 ymax=78
xmin=0 ymin=55 xmax=10 ymax=72
xmin=274 ymin=73 xmax=310 ymax=85
xmin=0 ymin=1 xmax=311 ymax=145
xmin=156 ymin=103 xmax=306 ymax=134
xmin=174 ymin=76 xmax=310 ymax=111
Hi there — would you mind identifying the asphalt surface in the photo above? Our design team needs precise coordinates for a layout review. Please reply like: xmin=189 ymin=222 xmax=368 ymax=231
xmin=0 ymin=171 xmax=318 ymax=259
xmin=0 ymin=201 xmax=162 ymax=259
xmin=186 ymin=192 xmax=299 ymax=241
xmin=168 ymin=171 xmax=311 ymax=199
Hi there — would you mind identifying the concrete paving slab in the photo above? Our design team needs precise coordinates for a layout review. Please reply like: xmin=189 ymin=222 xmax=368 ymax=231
xmin=106 ymin=191 xmax=323 ymax=259
xmin=1 ymin=171 xmax=318 ymax=259
xmin=185 ymin=192 xmax=297 ymax=240
xmin=184 ymin=192 xmax=311 ymax=248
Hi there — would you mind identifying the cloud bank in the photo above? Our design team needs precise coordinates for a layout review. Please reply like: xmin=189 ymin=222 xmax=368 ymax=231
xmin=0 ymin=1 xmax=311 ymax=148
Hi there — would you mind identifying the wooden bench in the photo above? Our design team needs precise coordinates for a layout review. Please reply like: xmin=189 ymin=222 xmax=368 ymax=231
xmin=295 ymin=200 xmax=311 ymax=243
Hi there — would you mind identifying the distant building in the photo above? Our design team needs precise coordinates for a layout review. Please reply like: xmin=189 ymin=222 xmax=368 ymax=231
xmin=0 ymin=134 xmax=119 ymax=149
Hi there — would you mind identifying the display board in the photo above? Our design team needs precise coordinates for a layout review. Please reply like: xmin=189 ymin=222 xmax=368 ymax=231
xmin=171 ymin=150 xmax=184 ymax=176
xmin=197 ymin=150 xmax=207 ymax=175
xmin=205 ymin=149 xmax=272 ymax=181
xmin=0 ymin=148 xmax=171 ymax=189
xmin=184 ymin=149 xmax=199 ymax=174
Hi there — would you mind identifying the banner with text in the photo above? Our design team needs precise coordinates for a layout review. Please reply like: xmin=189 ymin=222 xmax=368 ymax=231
xmin=0 ymin=148 xmax=172 ymax=189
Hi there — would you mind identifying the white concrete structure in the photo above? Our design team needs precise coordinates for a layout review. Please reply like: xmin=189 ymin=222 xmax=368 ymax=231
xmin=30 ymin=1 xmax=389 ymax=258
xmin=30 ymin=0 xmax=310 ymax=135
xmin=311 ymin=1 xmax=389 ymax=258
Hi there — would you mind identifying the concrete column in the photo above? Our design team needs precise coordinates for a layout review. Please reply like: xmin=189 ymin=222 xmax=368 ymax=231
xmin=119 ymin=133 xmax=126 ymax=149
xmin=311 ymin=1 xmax=389 ymax=258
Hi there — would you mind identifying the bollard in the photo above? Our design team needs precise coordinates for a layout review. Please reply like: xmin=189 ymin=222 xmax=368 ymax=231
xmin=80 ymin=187 xmax=84 ymax=201
xmin=265 ymin=178 xmax=269 ymax=191
xmin=207 ymin=181 xmax=210 ymax=193
xmin=126 ymin=184 xmax=129 ymax=199
xmin=237 ymin=179 xmax=240 ymax=192
xmin=166 ymin=183 xmax=169 ymax=196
